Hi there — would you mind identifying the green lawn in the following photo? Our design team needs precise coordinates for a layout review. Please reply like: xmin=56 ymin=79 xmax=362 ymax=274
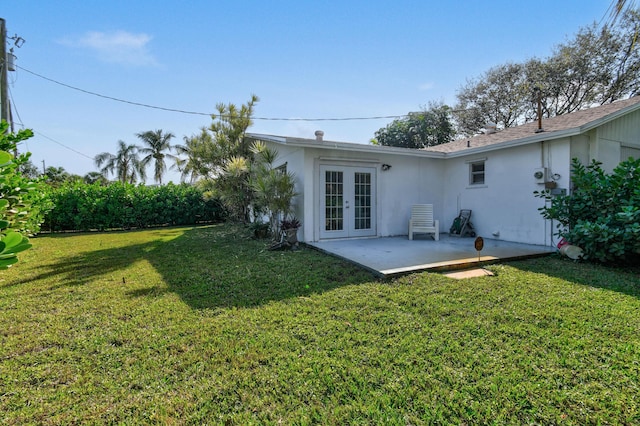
xmin=1 ymin=224 xmax=639 ymax=424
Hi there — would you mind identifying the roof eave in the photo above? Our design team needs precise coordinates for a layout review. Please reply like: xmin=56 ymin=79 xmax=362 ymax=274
xmin=247 ymin=133 xmax=446 ymax=158
xmin=443 ymin=127 xmax=582 ymax=158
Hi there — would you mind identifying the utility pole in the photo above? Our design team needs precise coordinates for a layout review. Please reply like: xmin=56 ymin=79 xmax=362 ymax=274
xmin=0 ymin=18 xmax=9 ymax=130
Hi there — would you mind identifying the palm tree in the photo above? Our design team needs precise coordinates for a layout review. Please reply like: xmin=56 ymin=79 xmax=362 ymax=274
xmin=94 ymin=140 xmax=145 ymax=184
xmin=136 ymin=129 xmax=177 ymax=185
xmin=173 ymin=130 xmax=209 ymax=183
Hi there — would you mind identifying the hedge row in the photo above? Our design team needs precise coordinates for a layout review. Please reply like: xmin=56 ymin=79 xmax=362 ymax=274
xmin=43 ymin=182 xmax=225 ymax=232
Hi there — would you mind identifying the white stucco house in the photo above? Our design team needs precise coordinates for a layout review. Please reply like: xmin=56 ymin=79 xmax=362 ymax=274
xmin=247 ymin=96 xmax=640 ymax=247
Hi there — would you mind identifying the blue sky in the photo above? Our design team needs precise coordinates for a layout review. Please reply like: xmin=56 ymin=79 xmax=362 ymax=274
xmin=3 ymin=1 xmax=611 ymax=183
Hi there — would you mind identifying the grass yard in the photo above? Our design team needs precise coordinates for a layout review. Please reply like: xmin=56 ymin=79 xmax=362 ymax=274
xmin=1 ymin=224 xmax=639 ymax=424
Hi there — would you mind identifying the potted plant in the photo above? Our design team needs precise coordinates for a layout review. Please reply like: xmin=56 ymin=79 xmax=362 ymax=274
xmin=280 ymin=217 xmax=301 ymax=245
xmin=249 ymin=220 xmax=270 ymax=239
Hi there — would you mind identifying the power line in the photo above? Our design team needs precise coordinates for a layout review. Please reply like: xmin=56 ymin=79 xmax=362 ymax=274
xmin=31 ymin=130 xmax=95 ymax=160
xmin=16 ymin=64 xmax=407 ymax=122
xmin=8 ymin=85 xmax=24 ymax=129
xmin=17 ymin=65 xmax=212 ymax=117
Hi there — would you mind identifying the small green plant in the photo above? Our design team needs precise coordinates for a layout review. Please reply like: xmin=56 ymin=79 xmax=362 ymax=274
xmin=535 ymin=157 xmax=640 ymax=264
xmin=248 ymin=220 xmax=270 ymax=239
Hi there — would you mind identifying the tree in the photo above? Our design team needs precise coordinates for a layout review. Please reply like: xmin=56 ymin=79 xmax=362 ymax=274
xmin=44 ymin=166 xmax=70 ymax=186
xmin=95 ymin=140 xmax=145 ymax=184
xmin=373 ymin=102 xmax=454 ymax=148
xmin=455 ymin=9 xmax=640 ymax=135
xmin=455 ymin=63 xmax=533 ymax=135
xmin=189 ymin=95 xmax=260 ymax=221
xmin=136 ymin=129 xmax=177 ymax=185
xmin=173 ymin=132 xmax=207 ymax=184
xmin=18 ymin=160 xmax=41 ymax=179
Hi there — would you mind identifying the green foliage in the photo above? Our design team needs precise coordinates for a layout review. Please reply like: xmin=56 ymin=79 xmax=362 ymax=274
xmin=0 ymin=231 xmax=32 ymax=269
xmin=136 ymin=129 xmax=177 ymax=185
xmin=43 ymin=166 xmax=70 ymax=186
xmin=535 ymin=157 xmax=640 ymax=264
xmin=95 ymin=140 xmax=146 ymax=184
xmin=0 ymin=121 xmax=52 ymax=268
xmin=250 ymin=140 xmax=298 ymax=238
xmin=43 ymin=182 xmax=225 ymax=231
xmin=187 ymin=95 xmax=260 ymax=221
xmin=0 ymin=123 xmax=51 ymax=235
xmin=374 ymin=102 xmax=454 ymax=148
xmin=456 ymin=8 xmax=640 ymax=135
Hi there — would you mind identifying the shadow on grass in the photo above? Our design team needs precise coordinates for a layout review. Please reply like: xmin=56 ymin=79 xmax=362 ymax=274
xmin=500 ymin=255 xmax=640 ymax=298
xmin=6 ymin=237 xmax=165 ymax=289
xmin=13 ymin=225 xmax=376 ymax=310
xmin=143 ymin=225 xmax=377 ymax=309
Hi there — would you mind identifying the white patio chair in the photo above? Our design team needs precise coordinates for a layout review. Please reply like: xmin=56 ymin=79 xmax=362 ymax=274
xmin=408 ymin=204 xmax=439 ymax=241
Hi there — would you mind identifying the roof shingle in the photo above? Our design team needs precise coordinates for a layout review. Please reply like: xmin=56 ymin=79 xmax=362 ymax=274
xmin=427 ymin=96 xmax=640 ymax=154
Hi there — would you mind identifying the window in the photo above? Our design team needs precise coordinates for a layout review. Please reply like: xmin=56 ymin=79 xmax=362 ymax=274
xmin=469 ymin=161 xmax=485 ymax=185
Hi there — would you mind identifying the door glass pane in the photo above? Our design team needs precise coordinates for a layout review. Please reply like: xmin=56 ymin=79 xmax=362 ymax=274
xmin=354 ymin=172 xmax=371 ymax=230
xmin=325 ymin=171 xmax=343 ymax=231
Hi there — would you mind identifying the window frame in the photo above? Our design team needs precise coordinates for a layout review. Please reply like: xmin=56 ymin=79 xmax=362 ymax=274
xmin=467 ymin=158 xmax=486 ymax=186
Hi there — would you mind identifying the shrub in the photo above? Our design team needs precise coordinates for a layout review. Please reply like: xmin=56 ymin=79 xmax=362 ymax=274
xmin=0 ymin=122 xmax=52 ymax=269
xmin=44 ymin=182 xmax=225 ymax=232
xmin=536 ymin=157 xmax=640 ymax=264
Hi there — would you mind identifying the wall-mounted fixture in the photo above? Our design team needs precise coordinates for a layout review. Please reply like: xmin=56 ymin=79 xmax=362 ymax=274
xmin=381 ymin=163 xmax=392 ymax=171
xmin=550 ymin=188 xmax=567 ymax=196
xmin=551 ymin=173 xmax=561 ymax=181
xmin=533 ymin=167 xmax=547 ymax=184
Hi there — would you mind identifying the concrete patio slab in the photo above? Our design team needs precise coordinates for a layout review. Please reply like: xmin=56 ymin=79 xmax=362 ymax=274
xmin=306 ymin=234 xmax=556 ymax=278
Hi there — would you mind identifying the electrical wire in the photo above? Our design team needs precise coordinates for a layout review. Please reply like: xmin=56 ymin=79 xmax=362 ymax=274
xmin=31 ymin=130 xmax=95 ymax=160
xmin=8 ymin=86 xmax=24 ymax=130
xmin=8 ymin=86 xmax=29 ymax=151
xmin=15 ymin=64 xmax=407 ymax=122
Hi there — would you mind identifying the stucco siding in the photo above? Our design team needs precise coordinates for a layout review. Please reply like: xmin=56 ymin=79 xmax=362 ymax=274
xmin=306 ymin=150 xmax=443 ymax=240
xmin=442 ymin=142 xmax=563 ymax=246
xmin=377 ymin=156 xmax=444 ymax=237
xmin=253 ymin=100 xmax=638 ymax=246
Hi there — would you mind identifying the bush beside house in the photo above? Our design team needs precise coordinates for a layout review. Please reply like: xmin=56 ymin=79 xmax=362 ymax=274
xmin=536 ymin=157 xmax=640 ymax=264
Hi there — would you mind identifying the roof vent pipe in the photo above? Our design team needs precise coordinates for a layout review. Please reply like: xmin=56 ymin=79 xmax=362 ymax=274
xmin=534 ymin=86 xmax=545 ymax=133
xmin=315 ymin=130 xmax=324 ymax=141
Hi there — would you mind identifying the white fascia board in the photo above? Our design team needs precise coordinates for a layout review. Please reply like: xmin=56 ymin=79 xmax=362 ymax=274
xmin=247 ymin=133 xmax=445 ymax=159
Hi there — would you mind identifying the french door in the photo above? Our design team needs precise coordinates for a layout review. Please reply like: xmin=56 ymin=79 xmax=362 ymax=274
xmin=320 ymin=165 xmax=376 ymax=239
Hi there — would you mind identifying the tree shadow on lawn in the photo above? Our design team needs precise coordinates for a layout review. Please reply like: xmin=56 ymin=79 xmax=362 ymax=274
xmin=142 ymin=226 xmax=377 ymax=309
xmin=5 ymin=236 xmax=165 ymax=290
xmin=12 ymin=225 xmax=376 ymax=310
xmin=501 ymin=255 xmax=640 ymax=298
